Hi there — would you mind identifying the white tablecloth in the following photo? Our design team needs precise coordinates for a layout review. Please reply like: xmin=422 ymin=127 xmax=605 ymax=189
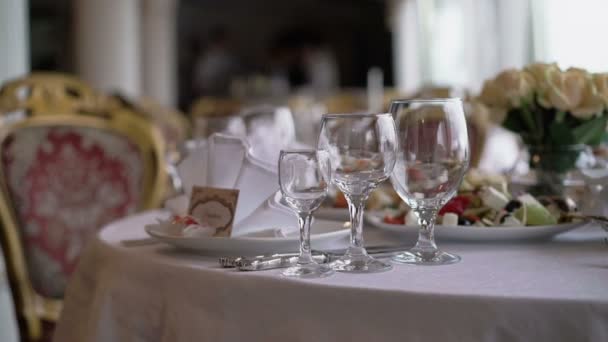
xmin=54 ymin=210 xmax=608 ymax=342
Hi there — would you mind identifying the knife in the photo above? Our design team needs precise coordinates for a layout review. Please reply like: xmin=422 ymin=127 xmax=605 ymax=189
xmin=219 ymin=245 xmax=409 ymax=271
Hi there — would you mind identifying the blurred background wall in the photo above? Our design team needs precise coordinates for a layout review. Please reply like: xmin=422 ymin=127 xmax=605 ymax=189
xmin=21 ymin=0 xmax=608 ymax=110
xmin=26 ymin=0 xmax=394 ymax=110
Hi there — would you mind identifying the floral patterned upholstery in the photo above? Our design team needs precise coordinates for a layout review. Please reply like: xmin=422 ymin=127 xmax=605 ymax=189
xmin=1 ymin=126 xmax=143 ymax=298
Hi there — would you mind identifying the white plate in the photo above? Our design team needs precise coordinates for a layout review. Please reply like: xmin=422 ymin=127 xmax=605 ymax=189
xmin=316 ymin=207 xmax=350 ymax=221
xmin=365 ymin=211 xmax=588 ymax=242
xmin=145 ymin=219 xmax=350 ymax=255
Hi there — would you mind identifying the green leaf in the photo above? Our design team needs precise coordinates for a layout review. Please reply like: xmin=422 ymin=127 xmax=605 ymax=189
xmin=502 ymin=110 xmax=531 ymax=144
xmin=549 ymin=121 xmax=575 ymax=145
xmin=519 ymin=106 xmax=537 ymax=134
xmin=572 ymin=115 xmax=608 ymax=146
xmin=532 ymin=107 xmax=545 ymax=142
xmin=503 ymin=109 xmax=526 ymax=133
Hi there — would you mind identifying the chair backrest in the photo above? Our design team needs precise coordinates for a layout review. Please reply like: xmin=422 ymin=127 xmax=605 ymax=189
xmin=322 ymin=91 xmax=366 ymax=114
xmin=0 ymin=74 xmax=167 ymax=340
xmin=0 ymin=72 xmax=107 ymax=116
xmin=189 ymin=97 xmax=243 ymax=138
xmin=111 ymin=94 xmax=190 ymax=151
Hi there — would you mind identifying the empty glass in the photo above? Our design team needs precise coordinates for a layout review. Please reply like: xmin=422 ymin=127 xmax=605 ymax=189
xmin=193 ymin=115 xmax=246 ymax=139
xmin=317 ymin=113 xmax=397 ymax=273
xmin=278 ymin=150 xmax=334 ymax=278
xmin=389 ymin=99 xmax=470 ymax=265
xmin=242 ymin=105 xmax=296 ymax=164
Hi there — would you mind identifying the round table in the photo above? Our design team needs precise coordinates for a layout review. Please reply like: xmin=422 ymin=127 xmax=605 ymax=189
xmin=54 ymin=210 xmax=608 ymax=342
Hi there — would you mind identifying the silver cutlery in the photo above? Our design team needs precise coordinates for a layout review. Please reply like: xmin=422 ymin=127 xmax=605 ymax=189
xmin=219 ymin=245 xmax=410 ymax=271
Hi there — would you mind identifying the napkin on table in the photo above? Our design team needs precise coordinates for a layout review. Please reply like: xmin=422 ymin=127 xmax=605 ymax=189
xmin=165 ymin=133 xmax=285 ymax=236
xmin=176 ymin=140 xmax=208 ymax=197
xmin=207 ymin=134 xmax=246 ymax=189
xmin=232 ymin=191 xmax=296 ymax=236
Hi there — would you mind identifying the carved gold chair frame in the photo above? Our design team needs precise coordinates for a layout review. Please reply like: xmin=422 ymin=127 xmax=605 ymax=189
xmin=0 ymin=72 xmax=111 ymax=117
xmin=189 ymin=97 xmax=243 ymax=139
xmin=0 ymin=74 xmax=167 ymax=340
xmin=322 ymin=91 xmax=367 ymax=113
xmin=190 ymin=97 xmax=243 ymax=119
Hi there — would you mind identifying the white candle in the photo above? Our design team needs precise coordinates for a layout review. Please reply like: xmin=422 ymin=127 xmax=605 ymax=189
xmin=367 ymin=67 xmax=384 ymax=112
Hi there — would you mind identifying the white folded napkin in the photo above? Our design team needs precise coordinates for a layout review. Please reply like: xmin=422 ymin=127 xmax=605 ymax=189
xmin=166 ymin=133 xmax=281 ymax=236
xmin=164 ymin=195 xmax=189 ymax=216
xmin=232 ymin=155 xmax=279 ymax=224
xmin=176 ymin=140 xmax=208 ymax=197
xmin=232 ymin=191 xmax=296 ymax=236
xmin=207 ymin=134 xmax=246 ymax=189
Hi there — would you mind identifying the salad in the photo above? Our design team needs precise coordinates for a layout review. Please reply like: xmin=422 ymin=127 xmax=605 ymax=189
xmin=324 ymin=183 xmax=400 ymax=211
xmin=147 ymin=215 xmax=217 ymax=237
xmin=382 ymin=169 xmax=578 ymax=227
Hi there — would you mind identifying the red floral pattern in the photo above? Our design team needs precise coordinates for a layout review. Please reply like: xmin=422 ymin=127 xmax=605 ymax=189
xmin=2 ymin=126 xmax=143 ymax=298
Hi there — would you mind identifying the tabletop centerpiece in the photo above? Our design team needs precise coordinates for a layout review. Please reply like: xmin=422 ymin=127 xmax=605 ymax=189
xmin=478 ymin=62 xmax=608 ymax=194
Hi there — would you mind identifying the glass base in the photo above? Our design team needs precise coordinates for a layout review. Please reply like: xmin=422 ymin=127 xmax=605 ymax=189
xmin=282 ymin=262 xmax=334 ymax=279
xmin=391 ymin=248 xmax=460 ymax=266
xmin=330 ymin=248 xmax=393 ymax=273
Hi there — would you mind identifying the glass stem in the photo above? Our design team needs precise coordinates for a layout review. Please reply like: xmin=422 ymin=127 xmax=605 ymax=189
xmin=346 ymin=194 xmax=368 ymax=253
xmin=414 ymin=208 xmax=438 ymax=252
xmin=296 ymin=212 xmax=314 ymax=264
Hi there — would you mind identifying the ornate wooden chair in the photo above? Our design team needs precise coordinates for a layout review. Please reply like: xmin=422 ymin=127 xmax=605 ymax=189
xmin=116 ymin=95 xmax=190 ymax=198
xmin=322 ymin=91 xmax=367 ymax=113
xmin=382 ymin=88 xmax=408 ymax=112
xmin=0 ymin=72 xmax=108 ymax=118
xmin=189 ymin=97 xmax=243 ymax=138
xmin=0 ymin=74 xmax=167 ymax=341
xmin=110 ymin=94 xmax=190 ymax=151
xmin=138 ymin=97 xmax=189 ymax=147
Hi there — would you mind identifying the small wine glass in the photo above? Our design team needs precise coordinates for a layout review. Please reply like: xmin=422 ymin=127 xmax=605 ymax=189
xmin=317 ymin=113 xmax=397 ymax=273
xmin=278 ymin=150 xmax=334 ymax=278
xmin=242 ymin=105 xmax=296 ymax=164
xmin=389 ymin=99 xmax=470 ymax=265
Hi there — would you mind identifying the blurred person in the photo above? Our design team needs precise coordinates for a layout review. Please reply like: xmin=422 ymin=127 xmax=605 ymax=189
xmin=268 ymin=29 xmax=338 ymax=95
xmin=193 ymin=27 xmax=241 ymax=97
xmin=301 ymin=32 xmax=338 ymax=97
xmin=268 ymin=30 xmax=306 ymax=89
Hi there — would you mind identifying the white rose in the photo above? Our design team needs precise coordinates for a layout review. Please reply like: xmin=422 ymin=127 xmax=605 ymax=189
xmin=593 ymin=73 xmax=608 ymax=106
xmin=524 ymin=62 xmax=560 ymax=106
xmin=493 ymin=69 xmax=536 ymax=107
xmin=479 ymin=78 xmax=508 ymax=108
xmin=543 ymin=67 xmax=604 ymax=119
xmin=524 ymin=62 xmax=560 ymax=85
xmin=478 ymin=69 xmax=534 ymax=124
xmin=477 ymin=80 xmax=507 ymax=124
xmin=480 ymin=69 xmax=535 ymax=108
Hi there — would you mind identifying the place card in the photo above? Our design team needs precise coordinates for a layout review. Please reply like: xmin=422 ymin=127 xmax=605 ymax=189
xmin=188 ymin=186 xmax=239 ymax=237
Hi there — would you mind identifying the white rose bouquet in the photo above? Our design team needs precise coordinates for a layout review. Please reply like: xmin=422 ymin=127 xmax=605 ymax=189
xmin=478 ymin=63 xmax=608 ymax=172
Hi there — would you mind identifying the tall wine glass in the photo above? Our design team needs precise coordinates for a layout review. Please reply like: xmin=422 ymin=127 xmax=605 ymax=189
xmin=279 ymin=150 xmax=334 ymax=278
xmin=389 ymin=99 xmax=470 ymax=265
xmin=317 ymin=113 xmax=397 ymax=273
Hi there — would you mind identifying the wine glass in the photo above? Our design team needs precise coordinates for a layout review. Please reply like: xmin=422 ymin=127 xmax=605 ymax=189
xmin=278 ymin=150 xmax=334 ymax=278
xmin=317 ymin=113 xmax=397 ymax=273
xmin=242 ymin=105 xmax=296 ymax=164
xmin=389 ymin=99 xmax=470 ymax=265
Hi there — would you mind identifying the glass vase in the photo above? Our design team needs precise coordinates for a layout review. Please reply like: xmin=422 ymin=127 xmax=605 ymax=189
xmin=526 ymin=144 xmax=591 ymax=196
